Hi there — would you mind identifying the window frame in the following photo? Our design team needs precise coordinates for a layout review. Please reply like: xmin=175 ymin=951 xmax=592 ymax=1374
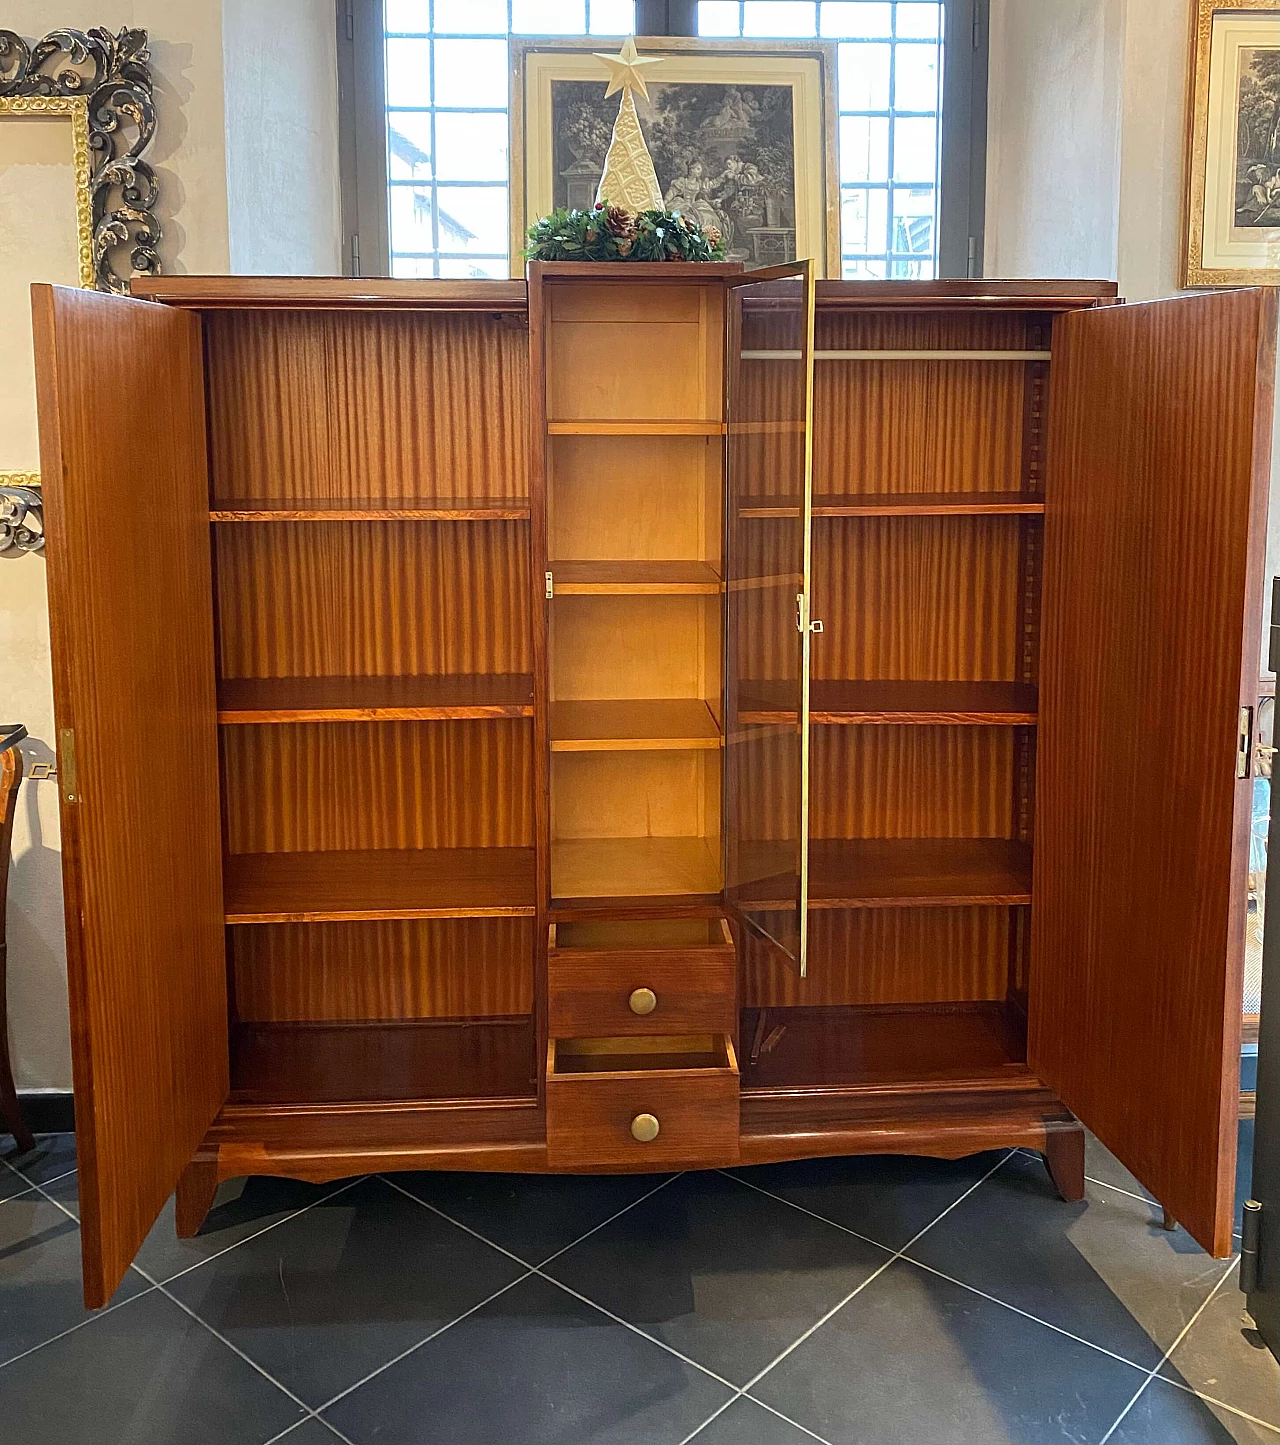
xmin=337 ymin=0 xmax=986 ymax=279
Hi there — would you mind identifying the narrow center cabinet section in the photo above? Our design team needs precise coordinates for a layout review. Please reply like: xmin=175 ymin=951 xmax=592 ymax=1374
xmin=531 ymin=263 xmax=747 ymax=1166
xmin=209 ymin=299 xmax=540 ymax=1107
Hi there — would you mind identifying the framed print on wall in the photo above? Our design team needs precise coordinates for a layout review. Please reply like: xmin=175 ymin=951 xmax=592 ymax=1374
xmin=1184 ymin=0 xmax=1280 ymax=286
xmin=510 ymin=36 xmax=839 ymax=279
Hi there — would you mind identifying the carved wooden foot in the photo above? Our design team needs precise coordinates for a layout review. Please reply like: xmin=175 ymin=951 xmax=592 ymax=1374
xmin=1043 ymin=1124 xmax=1086 ymax=1202
xmin=175 ymin=1155 xmax=219 ymax=1238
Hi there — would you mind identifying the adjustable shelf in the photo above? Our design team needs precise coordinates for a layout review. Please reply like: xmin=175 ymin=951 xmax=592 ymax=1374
xmin=551 ymin=698 xmax=722 ymax=751
xmin=217 ymin=673 xmax=535 ymax=723
xmin=739 ymin=680 xmax=1038 ymax=726
xmin=210 ymin=496 xmax=530 ymax=521
xmin=738 ymin=837 xmax=1033 ymax=910
xmin=547 ymin=420 xmax=725 ymax=436
xmin=552 ymin=836 xmax=722 ymax=900
xmin=549 ymin=560 xmax=722 ymax=595
xmin=739 ymin=492 xmax=1044 ymax=519
xmin=224 ymin=847 xmax=537 ymax=923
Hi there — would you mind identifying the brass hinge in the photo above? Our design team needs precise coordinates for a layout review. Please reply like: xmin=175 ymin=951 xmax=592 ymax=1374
xmin=545 ymin=570 xmax=554 ymax=599
xmin=58 ymin=726 xmax=78 ymax=803
xmin=1237 ymin=706 xmax=1254 ymax=779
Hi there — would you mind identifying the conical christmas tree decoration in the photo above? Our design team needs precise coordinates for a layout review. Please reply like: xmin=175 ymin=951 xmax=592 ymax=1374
xmin=593 ymin=38 xmax=664 ymax=212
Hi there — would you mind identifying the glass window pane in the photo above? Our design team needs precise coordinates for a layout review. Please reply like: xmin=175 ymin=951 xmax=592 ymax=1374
xmin=895 ymin=2 xmax=940 ymax=38
xmin=436 ymin=184 xmax=510 ymax=252
xmin=894 ymin=42 xmax=939 ymax=112
xmin=392 ymin=255 xmax=438 ymax=277
xmin=512 ymin=0 xmax=587 ymax=33
xmin=589 ymin=0 xmax=636 ymax=32
xmin=841 ymin=186 xmax=888 ymax=255
xmin=385 ymin=0 xmax=430 ymax=32
xmin=699 ymin=2 xmax=743 ymax=36
xmin=821 ymin=2 xmax=891 ymax=38
xmin=893 ymin=115 xmax=936 ymax=181
xmin=433 ymin=39 xmax=509 ymax=107
xmin=390 ymin=184 xmax=437 ymax=251
xmin=892 ymin=185 xmax=934 ymax=256
xmin=843 ymin=258 xmax=887 ymax=278
xmin=743 ymin=2 xmax=816 ymax=37
xmin=387 ymin=113 xmax=434 ymax=179
xmin=385 ymin=37 xmax=432 ymax=107
xmin=838 ymin=42 xmax=891 ymax=110
xmin=432 ymin=0 xmax=508 ymax=31
xmin=434 ymin=112 xmax=508 ymax=180
xmin=839 ymin=115 xmax=889 ymax=183
xmin=439 ymin=256 xmax=509 ymax=278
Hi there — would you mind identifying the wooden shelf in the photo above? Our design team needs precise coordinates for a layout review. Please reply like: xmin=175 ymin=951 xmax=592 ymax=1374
xmin=550 ymin=560 xmax=722 ymax=596
xmin=738 ymin=837 xmax=1033 ymax=910
xmin=230 ymin=1018 xmax=537 ymax=1104
xmin=739 ymin=492 xmax=1043 ymax=519
xmin=218 ymin=673 xmax=535 ymax=723
xmin=210 ymin=497 xmax=530 ymax=521
xmin=740 ymin=1003 xmax=1028 ymax=1091
xmin=551 ymin=698 xmax=722 ymax=751
xmin=739 ymin=680 xmax=1038 ymax=726
xmin=547 ymin=420 xmax=725 ymax=436
xmin=552 ymin=836 xmax=721 ymax=900
xmin=224 ymin=847 xmax=537 ymax=923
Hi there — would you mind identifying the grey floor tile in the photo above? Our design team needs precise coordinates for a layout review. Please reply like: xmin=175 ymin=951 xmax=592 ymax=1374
xmin=693 ymin=1395 xmax=825 ymax=1443
xmin=544 ymin=1170 xmax=890 ymax=1386
xmin=1109 ymin=1377 xmax=1280 ymax=1444
xmin=751 ymin=1257 xmax=1146 ymax=1445
xmin=393 ymin=1168 xmax=675 ymax=1264
xmin=0 ymin=1157 xmax=33 ymax=1202
xmin=906 ymin=1150 xmax=1226 ymax=1368
xmin=0 ymin=1287 xmax=306 ymax=1443
xmin=265 ymin=1419 xmax=347 ymax=1444
xmin=6 ymin=1131 xmax=77 ymax=1186
xmin=729 ymin=1150 xmax=1008 ymax=1251
xmin=166 ymin=1175 xmax=525 ymax=1408
xmin=135 ymin=1174 xmax=359 ymax=1285
xmin=323 ymin=1272 xmax=734 ymax=1445
xmin=1086 ymin=1130 xmax=1157 ymax=1202
xmin=0 ymin=1188 xmax=148 ymax=1364
xmin=1160 ymin=1266 xmax=1280 ymax=1427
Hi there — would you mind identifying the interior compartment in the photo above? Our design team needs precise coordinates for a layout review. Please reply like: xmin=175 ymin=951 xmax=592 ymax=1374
xmin=549 ymin=1034 xmax=735 ymax=1076
xmin=552 ymin=917 xmax=731 ymax=950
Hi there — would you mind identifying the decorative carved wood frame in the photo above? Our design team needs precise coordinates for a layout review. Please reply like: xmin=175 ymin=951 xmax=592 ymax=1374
xmin=1183 ymin=0 xmax=1280 ymax=288
xmin=0 ymin=26 xmax=160 ymax=550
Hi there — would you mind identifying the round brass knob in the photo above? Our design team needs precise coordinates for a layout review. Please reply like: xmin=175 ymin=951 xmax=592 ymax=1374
xmin=630 ymin=1112 xmax=660 ymax=1143
xmin=628 ymin=987 xmax=657 ymax=1016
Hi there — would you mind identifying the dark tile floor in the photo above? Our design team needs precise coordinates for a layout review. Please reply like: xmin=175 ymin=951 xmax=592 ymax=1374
xmin=1 ymin=1128 xmax=1276 ymax=1444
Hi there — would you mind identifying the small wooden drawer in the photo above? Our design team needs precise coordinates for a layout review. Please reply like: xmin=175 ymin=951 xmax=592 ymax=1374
xmin=546 ymin=1034 xmax=740 ymax=1169
xmin=547 ymin=916 xmax=736 ymax=1037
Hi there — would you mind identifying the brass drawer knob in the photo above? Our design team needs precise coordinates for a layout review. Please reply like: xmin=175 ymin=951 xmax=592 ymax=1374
xmin=630 ymin=1112 xmax=660 ymax=1143
xmin=628 ymin=987 xmax=658 ymax=1016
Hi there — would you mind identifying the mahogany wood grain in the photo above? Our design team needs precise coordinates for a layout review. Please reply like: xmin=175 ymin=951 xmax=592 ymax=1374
xmin=550 ymin=699 xmax=722 ymax=750
xmin=1031 ymin=287 xmax=1277 ymax=1258
xmin=550 ymin=560 xmax=723 ymax=594
xmin=740 ymin=493 xmax=1045 ymax=518
xmin=223 ymin=848 xmax=536 ymax=922
xmin=1043 ymin=1126 xmax=1086 ymax=1203
xmin=132 ymin=276 xmax=529 ymax=310
xmin=740 ymin=1003 xmax=1028 ymax=1091
xmin=231 ymin=1018 xmax=537 ymax=1103
xmin=32 ymin=284 xmax=228 ymax=1308
xmin=174 ymin=1154 xmax=219 ymax=1238
xmin=230 ymin=917 xmax=536 ymax=1020
xmin=545 ymin=1035 xmax=740 ymax=1168
xmin=221 ymin=719 xmax=532 ymax=854
xmin=211 ymin=499 xmax=530 ymax=521
xmin=217 ymin=673 xmax=535 ymax=723
xmin=0 ymin=745 xmax=34 ymax=1153
xmin=740 ymin=680 xmax=1037 ymax=725
xmin=547 ymin=420 xmax=727 ymax=436
xmin=815 ymin=280 xmax=1116 ymax=309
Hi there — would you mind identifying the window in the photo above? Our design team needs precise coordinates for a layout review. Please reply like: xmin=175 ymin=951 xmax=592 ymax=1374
xmin=345 ymin=0 xmax=982 ymax=279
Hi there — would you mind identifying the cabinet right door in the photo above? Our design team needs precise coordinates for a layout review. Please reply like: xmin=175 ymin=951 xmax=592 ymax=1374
xmin=1032 ymin=288 xmax=1277 ymax=1257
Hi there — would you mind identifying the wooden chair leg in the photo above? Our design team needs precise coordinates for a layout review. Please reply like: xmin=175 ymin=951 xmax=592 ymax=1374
xmin=0 ymin=744 xmax=34 ymax=1155
xmin=175 ymin=1155 xmax=219 ymax=1238
xmin=0 ymin=944 xmax=34 ymax=1155
xmin=1044 ymin=1124 xmax=1086 ymax=1202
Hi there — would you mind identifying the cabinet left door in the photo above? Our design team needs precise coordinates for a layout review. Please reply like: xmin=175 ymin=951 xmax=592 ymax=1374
xmin=32 ymin=285 xmax=228 ymax=1307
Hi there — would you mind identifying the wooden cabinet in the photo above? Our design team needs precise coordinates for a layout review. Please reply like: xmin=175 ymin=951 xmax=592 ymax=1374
xmin=31 ymin=268 xmax=1275 ymax=1306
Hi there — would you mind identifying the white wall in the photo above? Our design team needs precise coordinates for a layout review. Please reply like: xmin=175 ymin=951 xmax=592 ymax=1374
xmin=1 ymin=2 xmax=339 ymax=1092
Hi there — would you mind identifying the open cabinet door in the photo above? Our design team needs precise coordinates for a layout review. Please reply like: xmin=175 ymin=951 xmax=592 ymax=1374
xmin=32 ymin=285 xmax=228 ymax=1306
xmin=1031 ymin=288 xmax=1277 ymax=1258
xmin=724 ymin=263 xmax=817 ymax=975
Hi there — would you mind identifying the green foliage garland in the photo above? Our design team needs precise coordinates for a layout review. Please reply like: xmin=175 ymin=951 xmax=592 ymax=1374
xmin=524 ymin=202 xmax=726 ymax=264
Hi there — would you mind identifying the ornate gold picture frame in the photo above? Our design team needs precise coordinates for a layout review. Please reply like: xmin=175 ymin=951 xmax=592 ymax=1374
xmin=1184 ymin=0 xmax=1279 ymax=287
xmin=510 ymin=36 xmax=839 ymax=278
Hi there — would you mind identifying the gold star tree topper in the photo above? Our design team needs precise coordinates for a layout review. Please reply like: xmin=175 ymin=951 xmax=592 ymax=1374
xmin=592 ymin=38 xmax=665 ymax=212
